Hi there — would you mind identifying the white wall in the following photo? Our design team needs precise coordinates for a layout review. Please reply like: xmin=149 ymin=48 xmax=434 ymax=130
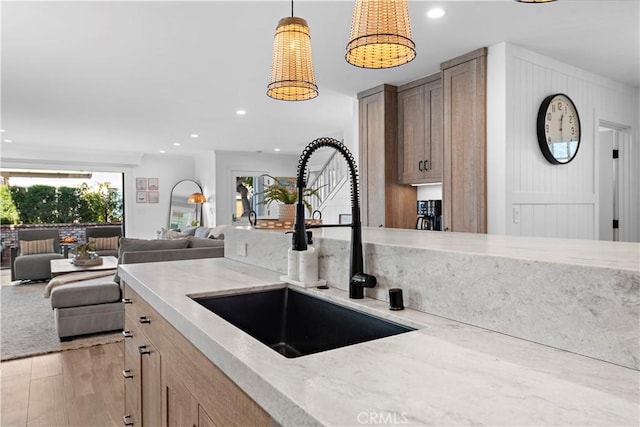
xmin=487 ymin=42 xmax=640 ymax=241
xmin=129 ymin=154 xmax=197 ymax=238
xmin=194 ymin=150 xmax=217 ymax=226
xmin=487 ymin=43 xmax=507 ymax=235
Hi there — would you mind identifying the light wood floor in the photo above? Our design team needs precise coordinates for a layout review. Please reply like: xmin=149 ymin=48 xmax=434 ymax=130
xmin=0 ymin=342 xmax=124 ymax=427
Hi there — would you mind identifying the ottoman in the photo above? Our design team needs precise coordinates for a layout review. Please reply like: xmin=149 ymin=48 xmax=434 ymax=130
xmin=49 ymin=274 xmax=123 ymax=339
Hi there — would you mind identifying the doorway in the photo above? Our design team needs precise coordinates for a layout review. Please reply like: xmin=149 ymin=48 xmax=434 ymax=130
xmin=598 ymin=123 xmax=637 ymax=242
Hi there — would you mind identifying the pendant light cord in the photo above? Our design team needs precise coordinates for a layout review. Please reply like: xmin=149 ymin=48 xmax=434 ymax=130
xmin=291 ymin=0 xmax=294 ymax=17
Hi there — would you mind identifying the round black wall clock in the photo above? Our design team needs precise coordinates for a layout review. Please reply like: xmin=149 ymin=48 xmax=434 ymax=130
xmin=536 ymin=93 xmax=581 ymax=165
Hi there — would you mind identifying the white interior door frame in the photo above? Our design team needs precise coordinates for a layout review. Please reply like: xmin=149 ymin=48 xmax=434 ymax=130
xmin=595 ymin=109 xmax=637 ymax=242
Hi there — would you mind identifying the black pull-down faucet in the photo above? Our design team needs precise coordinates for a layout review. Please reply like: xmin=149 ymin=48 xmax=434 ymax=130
xmin=293 ymin=137 xmax=376 ymax=299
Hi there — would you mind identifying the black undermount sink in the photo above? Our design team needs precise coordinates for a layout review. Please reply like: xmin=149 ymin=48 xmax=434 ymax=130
xmin=192 ymin=287 xmax=414 ymax=358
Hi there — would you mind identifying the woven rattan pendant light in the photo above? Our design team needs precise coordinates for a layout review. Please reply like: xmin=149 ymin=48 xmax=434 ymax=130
xmin=267 ymin=1 xmax=318 ymax=101
xmin=346 ymin=0 xmax=416 ymax=69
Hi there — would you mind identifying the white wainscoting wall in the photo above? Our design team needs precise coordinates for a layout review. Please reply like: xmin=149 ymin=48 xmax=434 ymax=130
xmin=487 ymin=42 xmax=639 ymax=241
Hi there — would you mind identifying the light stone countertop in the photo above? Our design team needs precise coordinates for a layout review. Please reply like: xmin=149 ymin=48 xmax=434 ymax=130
xmin=119 ymin=257 xmax=639 ymax=427
xmin=313 ymin=227 xmax=640 ymax=272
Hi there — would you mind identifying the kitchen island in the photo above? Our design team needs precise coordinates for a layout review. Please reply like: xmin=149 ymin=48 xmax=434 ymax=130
xmin=119 ymin=227 xmax=639 ymax=426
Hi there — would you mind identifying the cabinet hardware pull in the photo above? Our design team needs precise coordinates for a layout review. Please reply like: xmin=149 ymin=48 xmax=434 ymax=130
xmin=122 ymin=330 xmax=133 ymax=338
xmin=122 ymin=369 xmax=133 ymax=379
xmin=424 ymin=159 xmax=429 ymax=171
xmin=122 ymin=298 xmax=133 ymax=304
xmin=418 ymin=160 xmax=423 ymax=171
xmin=139 ymin=316 xmax=151 ymax=324
xmin=138 ymin=345 xmax=151 ymax=355
xmin=123 ymin=415 xmax=133 ymax=426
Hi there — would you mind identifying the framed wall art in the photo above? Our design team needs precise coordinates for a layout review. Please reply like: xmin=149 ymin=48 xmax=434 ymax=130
xmin=148 ymin=178 xmax=159 ymax=190
xmin=148 ymin=190 xmax=159 ymax=203
xmin=136 ymin=177 xmax=148 ymax=191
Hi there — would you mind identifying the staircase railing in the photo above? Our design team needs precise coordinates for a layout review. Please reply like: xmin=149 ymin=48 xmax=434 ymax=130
xmin=307 ymin=149 xmax=348 ymax=213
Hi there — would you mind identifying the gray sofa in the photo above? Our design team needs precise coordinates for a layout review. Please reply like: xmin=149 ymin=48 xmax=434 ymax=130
xmin=49 ymin=236 xmax=224 ymax=339
xmin=12 ymin=229 xmax=65 ymax=281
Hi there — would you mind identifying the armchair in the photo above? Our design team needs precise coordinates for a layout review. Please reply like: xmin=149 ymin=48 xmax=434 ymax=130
xmin=85 ymin=225 xmax=122 ymax=257
xmin=11 ymin=229 xmax=65 ymax=281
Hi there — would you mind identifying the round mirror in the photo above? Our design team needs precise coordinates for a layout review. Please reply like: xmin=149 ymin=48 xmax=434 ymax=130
xmin=168 ymin=179 xmax=203 ymax=229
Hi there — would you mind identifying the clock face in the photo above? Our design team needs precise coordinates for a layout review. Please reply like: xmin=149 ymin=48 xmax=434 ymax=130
xmin=537 ymin=93 xmax=581 ymax=164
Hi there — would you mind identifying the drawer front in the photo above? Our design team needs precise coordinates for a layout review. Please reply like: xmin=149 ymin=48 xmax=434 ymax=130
xmin=123 ymin=283 xmax=156 ymax=328
xmin=123 ymin=315 xmax=142 ymax=426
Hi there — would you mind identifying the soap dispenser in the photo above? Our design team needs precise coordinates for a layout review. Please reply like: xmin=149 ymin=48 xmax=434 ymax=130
xmin=298 ymin=231 xmax=318 ymax=284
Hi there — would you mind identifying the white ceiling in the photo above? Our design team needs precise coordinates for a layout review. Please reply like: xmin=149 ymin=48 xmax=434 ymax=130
xmin=2 ymin=0 xmax=638 ymax=158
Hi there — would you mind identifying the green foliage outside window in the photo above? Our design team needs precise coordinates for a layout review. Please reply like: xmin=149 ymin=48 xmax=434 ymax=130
xmin=0 ymin=185 xmax=20 ymax=224
xmin=4 ymin=182 xmax=122 ymax=225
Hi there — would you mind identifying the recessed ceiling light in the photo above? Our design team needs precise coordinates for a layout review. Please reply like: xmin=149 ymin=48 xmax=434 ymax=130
xmin=273 ymin=148 xmax=281 ymax=152
xmin=159 ymin=150 xmax=166 ymax=153
xmin=236 ymin=110 xmax=246 ymax=115
xmin=427 ymin=8 xmax=446 ymax=19
xmin=0 ymin=129 xmax=5 ymax=133
xmin=190 ymin=134 xmax=199 ymax=138
xmin=3 ymin=139 xmax=12 ymax=143
xmin=173 ymin=142 xmax=181 ymax=146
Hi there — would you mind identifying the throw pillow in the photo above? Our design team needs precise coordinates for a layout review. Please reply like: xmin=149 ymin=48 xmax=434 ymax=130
xmin=88 ymin=236 xmax=119 ymax=250
xmin=20 ymin=239 xmax=55 ymax=255
xmin=194 ymin=227 xmax=213 ymax=239
xmin=160 ymin=227 xmax=189 ymax=240
xmin=180 ymin=226 xmax=198 ymax=236
xmin=207 ymin=225 xmax=230 ymax=240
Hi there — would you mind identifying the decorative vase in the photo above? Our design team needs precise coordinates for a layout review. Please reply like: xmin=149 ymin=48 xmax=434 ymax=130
xmin=278 ymin=204 xmax=296 ymax=224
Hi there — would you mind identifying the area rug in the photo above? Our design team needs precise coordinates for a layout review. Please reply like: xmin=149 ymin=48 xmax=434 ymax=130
xmin=0 ymin=282 xmax=122 ymax=361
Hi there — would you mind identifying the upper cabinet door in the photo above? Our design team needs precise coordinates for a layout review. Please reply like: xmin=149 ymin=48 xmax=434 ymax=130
xmin=358 ymin=84 xmax=417 ymax=229
xmin=441 ymin=48 xmax=487 ymax=233
xmin=425 ymin=79 xmax=443 ymax=183
xmin=398 ymin=84 xmax=426 ymax=184
xmin=397 ymin=74 xmax=443 ymax=185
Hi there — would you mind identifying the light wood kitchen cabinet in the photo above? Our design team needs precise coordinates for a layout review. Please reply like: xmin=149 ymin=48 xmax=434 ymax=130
xmin=123 ymin=283 xmax=270 ymax=427
xmin=358 ymin=84 xmax=416 ymax=229
xmin=441 ymin=48 xmax=487 ymax=233
xmin=162 ymin=364 xmax=216 ymax=427
xmin=162 ymin=364 xmax=218 ymax=427
xmin=162 ymin=363 xmax=199 ymax=426
xmin=397 ymin=73 xmax=443 ymax=185
xmin=123 ymin=311 xmax=161 ymax=427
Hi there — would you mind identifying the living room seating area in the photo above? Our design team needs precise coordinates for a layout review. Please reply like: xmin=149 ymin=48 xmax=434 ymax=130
xmin=48 ymin=234 xmax=225 ymax=339
xmin=9 ymin=225 xmax=123 ymax=282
